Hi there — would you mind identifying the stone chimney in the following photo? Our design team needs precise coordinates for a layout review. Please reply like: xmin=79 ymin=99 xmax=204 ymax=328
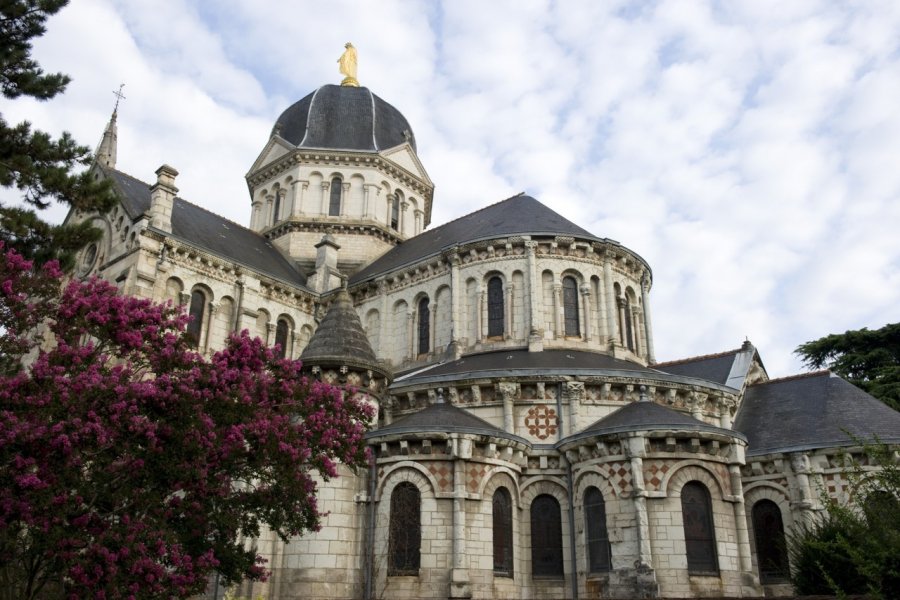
xmin=149 ymin=164 xmax=178 ymax=233
xmin=310 ymin=233 xmax=341 ymax=292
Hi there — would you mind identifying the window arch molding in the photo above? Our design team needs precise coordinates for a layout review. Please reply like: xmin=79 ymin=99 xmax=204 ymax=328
xmin=484 ymin=272 xmax=507 ymax=339
xmin=681 ymin=481 xmax=719 ymax=574
xmin=751 ymin=498 xmax=790 ymax=582
xmin=186 ymin=285 xmax=213 ymax=348
xmin=415 ymin=294 xmax=431 ymax=356
xmin=328 ymin=175 xmax=343 ymax=216
xmin=561 ymin=273 xmax=582 ymax=337
xmin=273 ymin=314 xmax=294 ymax=359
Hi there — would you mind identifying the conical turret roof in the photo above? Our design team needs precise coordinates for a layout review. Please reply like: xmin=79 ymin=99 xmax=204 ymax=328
xmin=300 ymin=289 xmax=382 ymax=373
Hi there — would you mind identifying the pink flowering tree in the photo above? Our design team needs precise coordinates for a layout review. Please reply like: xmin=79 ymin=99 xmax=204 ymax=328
xmin=0 ymin=244 xmax=374 ymax=599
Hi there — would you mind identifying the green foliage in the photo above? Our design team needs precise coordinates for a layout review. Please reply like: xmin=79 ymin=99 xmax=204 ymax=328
xmin=788 ymin=443 xmax=900 ymax=599
xmin=796 ymin=323 xmax=900 ymax=411
xmin=0 ymin=0 xmax=116 ymax=268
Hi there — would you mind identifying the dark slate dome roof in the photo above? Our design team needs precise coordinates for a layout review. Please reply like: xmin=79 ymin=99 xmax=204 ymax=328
xmin=300 ymin=289 xmax=381 ymax=372
xmin=272 ymin=84 xmax=417 ymax=153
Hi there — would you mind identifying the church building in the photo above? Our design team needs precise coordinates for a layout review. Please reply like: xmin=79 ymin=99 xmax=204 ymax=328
xmin=70 ymin=63 xmax=900 ymax=599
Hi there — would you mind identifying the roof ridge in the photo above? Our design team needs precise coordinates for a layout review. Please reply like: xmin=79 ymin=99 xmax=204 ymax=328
xmin=417 ymin=192 xmax=528 ymax=238
xmin=105 ymin=167 xmax=256 ymax=234
xmin=750 ymin=370 xmax=831 ymax=386
xmin=655 ymin=347 xmax=742 ymax=367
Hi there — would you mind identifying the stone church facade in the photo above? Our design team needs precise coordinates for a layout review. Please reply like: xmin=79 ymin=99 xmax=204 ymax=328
xmin=70 ymin=76 xmax=900 ymax=600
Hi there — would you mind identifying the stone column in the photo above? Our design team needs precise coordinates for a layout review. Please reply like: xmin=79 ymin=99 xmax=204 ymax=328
xmin=266 ymin=322 xmax=275 ymax=346
xmin=320 ymin=181 xmax=330 ymax=215
xmin=641 ymin=274 xmax=656 ymax=363
xmin=500 ymin=383 xmax=515 ymax=432
xmin=377 ymin=279 xmax=389 ymax=361
xmin=450 ymin=251 xmax=461 ymax=344
xmin=604 ymin=252 xmax=618 ymax=346
xmin=341 ymin=182 xmax=350 ymax=216
xmin=265 ymin=195 xmax=274 ymax=227
xmin=450 ymin=437 xmax=472 ymax=598
xmin=552 ymin=283 xmax=563 ymax=339
xmin=204 ymin=302 xmax=219 ymax=353
xmin=414 ymin=209 xmax=424 ymax=235
xmin=525 ymin=241 xmax=542 ymax=350
xmin=580 ymin=284 xmax=592 ymax=342
xmin=290 ymin=331 xmax=300 ymax=359
xmin=429 ymin=301 xmax=438 ymax=354
xmin=617 ymin=297 xmax=627 ymax=346
xmin=407 ymin=309 xmax=415 ymax=361
xmin=626 ymin=436 xmax=653 ymax=567
xmin=632 ymin=307 xmax=643 ymax=356
xmin=251 ymin=200 xmax=263 ymax=230
xmin=719 ymin=398 xmax=735 ymax=429
xmin=178 ymin=291 xmax=191 ymax=307
xmin=791 ymin=453 xmax=816 ymax=521
xmin=400 ymin=201 xmax=409 ymax=236
xmin=504 ymin=284 xmax=513 ymax=340
xmin=291 ymin=180 xmax=307 ymax=217
xmin=475 ymin=285 xmax=484 ymax=344
xmin=729 ymin=464 xmax=754 ymax=574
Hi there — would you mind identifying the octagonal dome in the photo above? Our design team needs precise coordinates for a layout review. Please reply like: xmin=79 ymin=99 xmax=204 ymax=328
xmin=271 ymin=84 xmax=417 ymax=153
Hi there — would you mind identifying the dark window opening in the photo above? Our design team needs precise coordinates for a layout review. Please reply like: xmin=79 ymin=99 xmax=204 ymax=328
xmin=417 ymin=297 xmax=430 ymax=355
xmin=274 ymin=319 xmax=289 ymax=360
xmin=391 ymin=195 xmax=400 ymax=230
xmin=752 ymin=499 xmax=789 ymax=583
xmin=531 ymin=494 xmax=564 ymax=578
xmin=186 ymin=290 xmax=205 ymax=347
xmin=272 ymin=191 xmax=281 ymax=224
xmin=585 ymin=487 xmax=611 ymax=573
xmin=487 ymin=276 xmax=504 ymax=338
xmin=329 ymin=177 xmax=342 ymax=216
xmin=563 ymin=276 xmax=580 ymax=336
xmin=625 ymin=295 xmax=634 ymax=351
xmin=493 ymin=488 xmax=514 ymax=576
xmin=389 ymin=482 xmax=421 ymax=575
xmin=682 ymin=482 xmax=718 ymax=574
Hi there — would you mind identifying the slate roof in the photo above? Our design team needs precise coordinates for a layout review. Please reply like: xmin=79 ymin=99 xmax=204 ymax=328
xmin=565 ymin=400 xmax=743 ymax=443
xmin=273 ymin=84 xmax=417 ymax=153
xmin=300 ymin=289 xmax=382 ymax=372
xmin=734 ymin=371 xmax=900 ymax=456
xmin=367 ymin=400 xmax=527 ymax=444
xmin=104 ymin=167 xmax=307 ymax=287
xmin=350 ymin=194 xmax=609 ymax=284
xmin=393 ymin=348 xmax=654 ymax=387
xmin=654 ymin=349 xmax=741 ymax=386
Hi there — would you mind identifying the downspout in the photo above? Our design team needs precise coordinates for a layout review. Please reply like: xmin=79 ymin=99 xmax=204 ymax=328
xmin=363 ymin=453 xmax=377 ymax=600
xmin=557 ymin=382 xmax=579 ymax=600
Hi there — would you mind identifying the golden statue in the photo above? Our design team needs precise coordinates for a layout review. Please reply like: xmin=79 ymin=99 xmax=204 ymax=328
xmin=337 ymin=42 xmax=359 ymax=87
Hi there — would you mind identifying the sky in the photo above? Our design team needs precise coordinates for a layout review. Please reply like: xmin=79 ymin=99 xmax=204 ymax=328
xmin=3 ymin=0 xmax=899 ymax=377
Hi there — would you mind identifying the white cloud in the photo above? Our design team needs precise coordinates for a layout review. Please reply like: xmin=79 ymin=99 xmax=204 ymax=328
xmin=4 ymin=0 xmax=899 ymax=378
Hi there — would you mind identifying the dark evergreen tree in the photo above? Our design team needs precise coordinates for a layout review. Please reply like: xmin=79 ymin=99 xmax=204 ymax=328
xmin=0 ymin=0 xmax=116 ymax=269
xmin=796 ymin=322 xmax=900 ymax=411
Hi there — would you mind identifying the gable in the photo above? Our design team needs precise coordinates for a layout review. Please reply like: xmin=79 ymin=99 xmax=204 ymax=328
xmin=381 ymin=143 xmax=429 ymax=181
xmin=247 ymin=136 xmax=294 ymax=175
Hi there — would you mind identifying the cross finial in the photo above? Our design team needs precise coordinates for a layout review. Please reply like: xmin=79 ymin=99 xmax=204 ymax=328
xmin=112 ymin=83 xmax=126 ymax=113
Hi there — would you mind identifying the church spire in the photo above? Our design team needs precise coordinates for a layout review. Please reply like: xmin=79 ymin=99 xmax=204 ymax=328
xmin=96 ymin=84 xmax=125 ymax=169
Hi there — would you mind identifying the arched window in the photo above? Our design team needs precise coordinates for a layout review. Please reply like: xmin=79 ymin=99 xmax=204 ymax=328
xmin=752 ymin=499 xmax=789 ymax=583
xmin=328 ymin=177 xmax=342 ymax=216
xmin=493 ymin=487 xmax=513 ymax=576
xmin=562 ymin=276 xmax=580 ymax=337
xmin=585 ymin=487 xmax=611 ymax=572
xmin=682 ymin=482 xmax=718 ymax=574
xmin=417 ymin=297 xmax=430 ymax=355
xmin=274 ymin=318 xmax=290 ymax=359
xmin=272 ymin=190 xmax=282 ymax=224
xmin=389 ymin=482 xmax=420 ymax=575
xmin=186 ymin=290 xmax=206 ymax=347
xmin=531 ymin=494 xmax=563 ymax=577
xmin=487 ymin=276 xmax=504 ymax=338
xmin=624 ymin=295 xmax=635 ymax=351
xmin=390 ymin=194 xmax=400 ymax=230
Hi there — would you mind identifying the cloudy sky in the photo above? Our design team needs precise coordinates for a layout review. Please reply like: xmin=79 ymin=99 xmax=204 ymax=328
xmin=4 ymin=0 xmax=899 ymax=377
